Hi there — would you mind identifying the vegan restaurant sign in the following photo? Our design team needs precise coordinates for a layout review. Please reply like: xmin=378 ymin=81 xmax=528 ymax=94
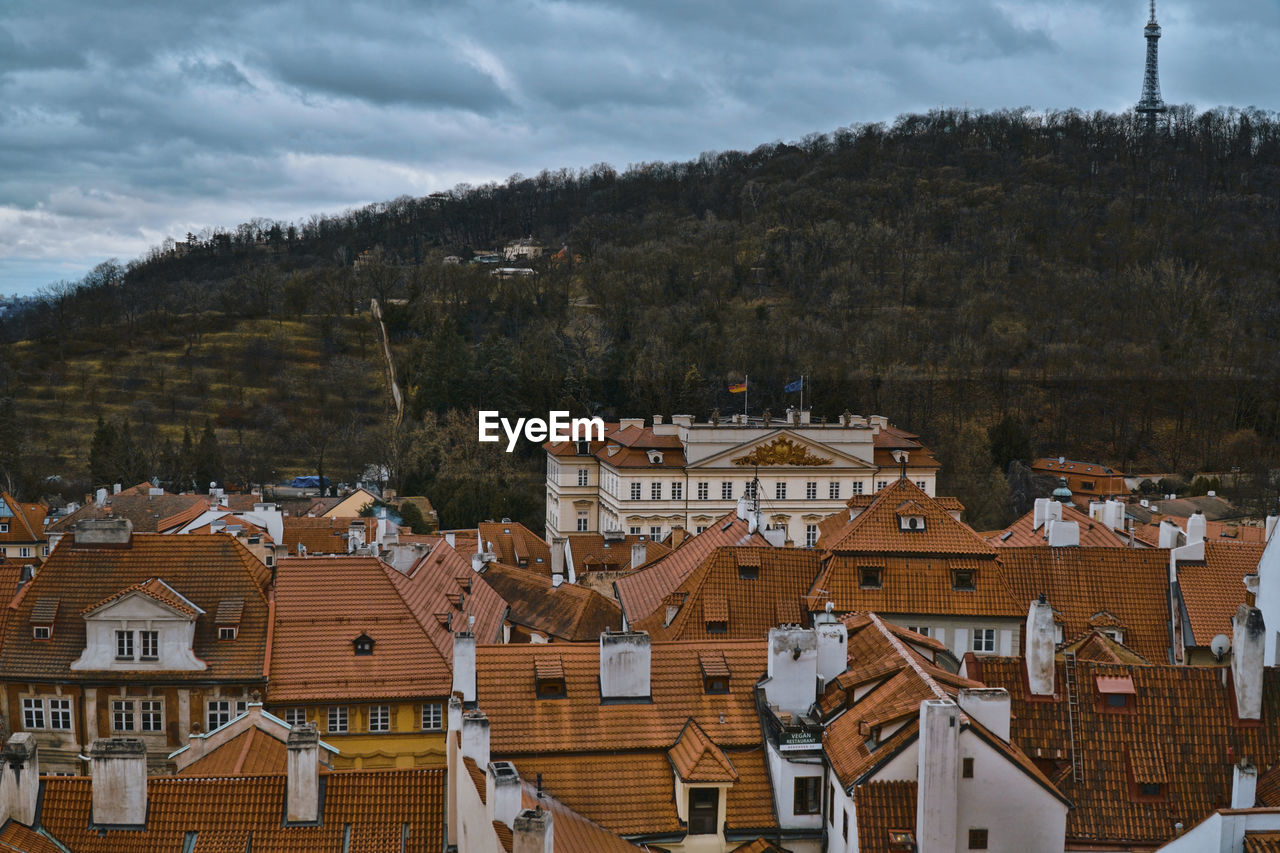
xmin=479 ymin=410 xmax=605 ymax=452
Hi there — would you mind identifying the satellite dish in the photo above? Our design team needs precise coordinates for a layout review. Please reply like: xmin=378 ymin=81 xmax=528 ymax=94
xmin=1211 ymin=634 xmax=1231 ymax=660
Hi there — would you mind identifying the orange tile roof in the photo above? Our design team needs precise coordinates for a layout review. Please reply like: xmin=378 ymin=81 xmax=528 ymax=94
xmin=0 ymin=534 xmax=270 ymax=682
xmin=1246 ymin=833 xmax=1280 ymax=853
xmin=614 ymin=513 xmax=770 ymax=624
xmin=809 ymin=554 xmax=1021 ymax=619
xmin=47 ymin=494 xmax=209 ymax=534
xmin=0 ymin=822 xmax=63 ymax=853
xmin=175 ymin=726 xmax=288 ymax=777
xmin=821 ymin=479 xmax=996 ymax=557
xmin=996 ymin=547 xmax=1172 ymax=663
xmin=478 ymin=521 xmax=552 ymax=573
xmin=1178 ymin=541 xmax=1266 ymax=648
xmin=1061 ymin=629 xmax=1151 ymax=665
xmin=730 ymin=839 xmax=791 ymax=853
xmin=632 ymin=546 xmax=820 ymax=641
xmin=478 ymin=562 xmax=622 ymax=641
xmin=566 ymin=533 xmax=672 ymax=572
xmin=83 ymin=577 xmax=203 ymax=618
xmin=280 ymin=515 xmax=368 ymax=555
xmin=0 ymin=492 xmax=48 ymax=544
xmin=35 ymin=767 xmax=444 ymax=852
xmin=269 ymin=555 xmax=451 ymax=701
xmin=853 ymin=780 xmax=917 ymax=853
xmin=384 ymin=542 xmax=507 ymax=658
xmin=988 ymin=504 xmax=1130 ymax=548
xmin=516 ymin=774 xmax=645 ymax=852
xmin=475 ymin=640 xmax=766 ymax=754
xmin=668 ymin=718 xmax=739 ymax=782
xmin=976 ymin=656 xmax=1280 ymax=847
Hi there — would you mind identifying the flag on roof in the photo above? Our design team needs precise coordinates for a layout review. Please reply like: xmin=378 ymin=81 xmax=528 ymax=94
xmin=784 ymin=379 xmax=803 ymax=393
xmin=729 ymin=382 xmax=747 ymax=394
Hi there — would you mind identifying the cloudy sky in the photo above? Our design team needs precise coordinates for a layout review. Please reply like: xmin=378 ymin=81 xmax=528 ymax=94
xmin=1 ymin=0 xmax=1277 ymax=295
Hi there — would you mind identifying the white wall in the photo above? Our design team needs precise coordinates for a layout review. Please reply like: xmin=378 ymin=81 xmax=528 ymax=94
xmin=1254 ymin=529 xmax=1280 ymax=666
xmin=954 ymin=731 xmax=1066 ymax=852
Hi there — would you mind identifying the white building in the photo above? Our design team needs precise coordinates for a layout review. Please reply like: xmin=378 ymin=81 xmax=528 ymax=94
xmin=544 ymin=411 xmax=939 ymax=548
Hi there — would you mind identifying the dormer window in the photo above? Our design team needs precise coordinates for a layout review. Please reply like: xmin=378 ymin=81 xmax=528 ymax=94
xmin=219 ymin=626 xmax=238 ymax=641
xmin=738 ymin=562 xmax=760 ymax=580
xmin=30 ymin=597 xmax=58 ymax=640
xmin=32 ymin=625 xmax=51 ymax=640
xmin=647 ymin=450 xmax=664 ymax=465
xmin=952 ymin=569 xmax=976 ymax=591
xmin=899 ymin=515 xmax=925 ymax=531
xmin=1097 ymin=676 xmax=1136 ymax=712
xmin=535 ymin=657 xmax=566 ymax=699
xmin=353 ymin=633 xmax=375 ymax=655
xmin=858 ymin=566 xmax=883 ymax=589
xmin=216 ymin=599 xmax=243 ymax=642
xmin=700 ymin=651 xmax=731 ymax=694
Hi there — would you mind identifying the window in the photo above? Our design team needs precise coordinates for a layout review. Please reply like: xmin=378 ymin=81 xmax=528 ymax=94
xmin=744 ymin=481 xmax=757 ymax=500
xmin=369 ymin=705 xmax=390 ymax=732
xmin=536 ymin=679 xmax=566 ymax=699
xmin=721 ymin=482 xmax=733 ymax=500
xmin=49 ymin=698 xmax=72 ymax=730
xmin=577 ymin=468 xmax=589 ymax=486
xmin=42 ymin=545 xmax=49 ymax=556
xmin=672 ymin=482 xmax=683 ymax=500
xmin=207 ymin=700 xmax=233 ymax=731
xmin=858 ymin=566 xmax=883 ymax=589
xmin=794 ymin=777 xmax=821 ymax=815
xmin=650 ymin=526 xmax=662 ymax=539
xmin=738 ymin=562 xmax=759 ymax=580
xmin=843 ymin=810 xmax=849 ymax=840
xmin=876 ymin=481 xmax=888 ymax=491
xmin=421 ymin=703 xmax=443 ymax=731
xmin=826 ymin=782 xmax=835 ymax=825
xmin=916 ymin=481 xmax=927 ymax=491
xmin=972 ymin=629 xmax=996 ymax=654
xmin=327 ymin=706 xmax=349 ymax=733
xmin=19 ymin=547 xmax=30 ymax=558
xmin=219 ymin=626 xmax=238 ymax=640
xmin=805 ymin=524 xmax=818 ymax=548
xmin=0 ymin=523 xmax=7 ymax=532
xmin=851 ymin=481 xmax=864 ymax=495
xmin=1081 ymin=480 xmax=1096 ymax=490
xmin=1139 ymin=782 xmax=1163 ymax=797
xmin=688 ymin=788 xmax=719 ymax=835
xmin=113 ymin=700 xmax=135 ymax=732
xmin=704 ymin=676 xmax=729 ymax=694
xmin=630 ymin=483 xmax=641 ymax=500
xmin=696 ymin=526 xmax=707 ymax=533
xmin=32 ymin=625 xmax=50 ymax=640
xmin=650 ymin=483 xmax=662 ymax=500
xmin=141 ymin=700 xmax=163 ymax=732
xmin=962 ymin=757 xmax=974 ymax=778
xmin=829 ymin=481 xmax=840 ymax=500
xmin=284 ymin=708 xmax=307 ymax=727
xmin=906 ymin=625 xmax=931 ymax=637
xmin=705 ymin=620 xmax=727 ymax=635
xmin=353 ymin=633 xmax=375 ymax=655
xmin=576 ymin=513 xmax=589 ymax=532
xmin=952 ymin=569 xmax=976 ymax=591
xmin=628 ymin=526 xmax=641 ymax=535
xmin=22 ymin=698 xmax=44 ymax=730
xmin=775 ymin=482 xmax=787 ymax=500
xmin=139 ymin=630 xmax=159 ymax=660
xmin=968 ymin=828 xmax=989 ymax=849
xmin=802 ymin=481 xmax=815 ymax=500
xmin=697 ymin=482 xmax=709 ymax=500
xmin=115 ymin=630 xmax=134 ymax=660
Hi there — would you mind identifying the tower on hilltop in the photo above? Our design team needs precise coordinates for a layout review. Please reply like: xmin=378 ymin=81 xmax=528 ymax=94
xmin=1136 ymin=0 xmax=1168 ymax=129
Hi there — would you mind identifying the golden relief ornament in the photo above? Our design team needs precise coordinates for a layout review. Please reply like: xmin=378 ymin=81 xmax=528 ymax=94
xmin=732 ymin=436 xmax=833 ymax=466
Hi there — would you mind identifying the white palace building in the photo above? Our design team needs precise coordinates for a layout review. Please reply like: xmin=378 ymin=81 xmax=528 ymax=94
xmin=544 ymin=410 xmax=940 ymax=547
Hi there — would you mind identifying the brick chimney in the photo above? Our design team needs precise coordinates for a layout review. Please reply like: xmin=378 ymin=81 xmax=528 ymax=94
xmin=1026 ymin=597 xmax=1056 ymax=697
xmin=513 ymin=807 xmax=554 ymax=853
xmin=599 ymin=630 xmax=651 ymax=700
xmin=90 ymin=738 xmax=147 ymax=827
xmin=765 ymin=626 xmax=818 ymax=716
xmin=1232 ymin=604 xmax=1265 ymax=720
xmin=453 ymin=631 xmax=476 ymax=704
xmin=915 ymin=700 xmax=960 ymax=850
xmin=286 ymin=724 xmax=320 ymax=824
xmin=487 ymin=761 xmax=522 ymax=829
xmin=0 ymin=733 xmax=39 ymax=826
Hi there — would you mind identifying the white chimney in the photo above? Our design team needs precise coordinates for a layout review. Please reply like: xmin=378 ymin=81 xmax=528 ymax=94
xmin=599 ymin=630 xmax=651 ymax=700
xmin=1026 ymin=597 xmax=1056 ymax=697
xmin=95 ymin=487 xmax=108 ymax=506
xmin=286 ymin=724 xmax=320 ymax=824
xmin=765 ymin=626 xmax=818 ymax=716
xmin=957 ymin=688 xmax=1011 ymax=742
xmin=513 ymin=807 xmax=554 ymax=853
xmin=1032 ymin=498 xmax=1051 ymax=531
xmin=488 ymin=761 xmax=523 ymax=829
xmin=1186 ymin=511 xmax=1207 ymax=545
xmin=453 ymin=632 xmax=476 ymax=703
xmin=815 ymin=621 xmax=848 ymax=684
xmin=762 ymin=525 xmax=787 ymax=548
xmin=1046 ymin=520 xmax=1080 ymax=547
xmin=1158 ymin=519 xmax=1184 ymax=549
xmin=736 ymin=496 xmax=751 ymax=520
xmin=1232 ymin=761 xmax=1258 ymax=809
xmin=446 ymin=697 xmax=463 ymax=843
xmin=1232 ymin=604 xmax=1265 ymax=721
xmin=915 ymin=700 xmax=960 ymax=850
xmin=1045 ymin=501 xmax=1063 ymax=525
xmin=89 ymin=738 xmax=147 ymax=827
xmin=631 ymin=542 xmax=647 ymax=570
xmin=461 ymin=710 xmax=490 ymax=766
xmin=1267 ymin=516 xmax=1278 ymax=542
xmin=445 ymin=532 xmax=456 ymax=548
xmin=550 ymin=537 xmax=566 ymax=585
xmin=0 ymin=733 xmax=39 ymax=826
xmin=113 ymin=482 xmax=122 ymax=494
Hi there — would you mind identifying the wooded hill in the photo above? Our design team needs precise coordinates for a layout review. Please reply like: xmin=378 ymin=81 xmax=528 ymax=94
xmin=2 ymin=106 xmax=1278 ymax=529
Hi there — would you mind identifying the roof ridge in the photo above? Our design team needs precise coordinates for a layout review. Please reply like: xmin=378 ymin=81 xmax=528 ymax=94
xmin=867 ymin=613 xmax=963 ymax=721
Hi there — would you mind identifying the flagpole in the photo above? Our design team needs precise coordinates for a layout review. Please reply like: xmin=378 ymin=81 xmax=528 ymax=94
xmin=744 ymin=374 xmax=749 ymax=418
xmin=800 ymin=374 xmax=804 ymax=414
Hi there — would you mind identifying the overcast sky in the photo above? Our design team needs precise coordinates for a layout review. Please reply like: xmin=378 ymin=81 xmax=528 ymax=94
xmin=1 ymin=0 xmax=1277 ymax=296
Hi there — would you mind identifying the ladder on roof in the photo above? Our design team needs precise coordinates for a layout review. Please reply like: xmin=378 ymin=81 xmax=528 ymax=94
xmin=1064 ymin=650 xmax=1083 ymax=784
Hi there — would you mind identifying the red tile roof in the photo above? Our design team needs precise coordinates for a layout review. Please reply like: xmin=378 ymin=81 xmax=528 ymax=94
xmin=269 ymin=556 xmax=451 ymax=701
xmin=853 ymin=780 xmax=918 ymax=853
xmin=280 ymin=515 xmax=368 ymax=555
xmin=668 ymin=718 xmax=739 ymax=782
xmin=0 ymin=492 xmax=48 ymax=545
xmin=809 ymin=553 xmax=1021 ymax=620
xmin=1178 ymin=542 xmax=1266 ymax=648
xmin=566 ymin=533 xmax=671 ymax=573
xmin=478 ymin=562 xmax=622 ymax=641
xmin=174 ymin=726 xmax=288 ymax=777
xmin=47 ymin=494 xmax=209 ymax=535
xmin=988 ymin=504 xmax=1130 ymax=548
xmin=614 ymin=512 xmax=770 ymax=624
xmin=384 ymin=542 xmax=507 ymax=658
xmin=0 ymin=822 xmax=63 ymax=853
xmin=478 ymin=521 xmax=552 ymax=573
xmin=83 ymin=577 xmax=203 ymax=618
xmin=821 ymin=479 xmax=996 ymax=557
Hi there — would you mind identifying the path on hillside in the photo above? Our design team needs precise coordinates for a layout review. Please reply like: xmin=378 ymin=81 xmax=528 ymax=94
xmin=370 ymin=298 xmax=403 ymax=424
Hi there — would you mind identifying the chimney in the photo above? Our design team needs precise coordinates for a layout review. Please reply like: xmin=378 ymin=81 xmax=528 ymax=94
xmin=815 ymin=621 xmax=848 ymax=684
xmin=113 ymin=482 xmax=122 ymax=494
xmin=0 ymin=734 xmax=39 ymax=826
xmin=446 ymin=697 xmax=463 ymax=845
xmin=652 ymin=415 xmax=663 ymax=426
xmin=1046 ymin=520 xmax=1080 ymax=547
xmin=1267 ymin=515 xmax=1278 ymax=542
xmin=89 ymin=738 xmax=147 ymax=827
xmin=461 ymin=710 xmax=490 ymax=766
xmin=1232 ymin=604 xmax=1265 ymax=721
xmin=761 ymin=525 xmax=787 ymax=547
xmin=74 ymin=517 xmax=133 ymax=546
xmin=95 ymin=487 xmax=108 ymax=506
xmin=513 ymin=807 xmax=554 ymax=853
xmin=736 ymin=496 xmax=751 ymax=520
xmin=600 ymin=631 xmax=651 ymax=700
xmin=1158 ymin=519 xmax=1184 ymax=549
xmin=1232 ymin=761 xmax=1258 ymax=809
xmin=1026 ymin=597 xmax=1056 ymax=697
xmin=915 ymin=700 xmax=960 ymax=850
xmin=957 ymin=688 xmax=1011 ymax=742
xmin=1105 ymin=500 xmax=1126 ymax=531
xmin=765 ymin=626 xmax=818 ymax=716
xmin=452 ymin=632 xmax=476 ymax=704
xmin=487 ymin=761 xmax=522 ymax=829
xmin=445 ymin=532 xmax=456 ymax=548
xmin=286 ymin=724 xmax=320 ymax=824
xmin=551 ymin=537 xmax=566 ymax=587
xmin=630 ymin=542 xmax=647 ymax=570
xmin=1186 ymin=510 xmax=1207 ymax=545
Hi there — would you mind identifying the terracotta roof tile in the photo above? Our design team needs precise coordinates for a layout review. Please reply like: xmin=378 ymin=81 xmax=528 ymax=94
xmin=823 ymin=479 xmax=995 ymax=556
xmin=730 ymin=839 xmax=791 ymax=853
xmin=1245 ymin=833 xmax=1280 ymax=853
xmin=1178 ymin=542 xmax=1266 ymax=647
xmin=668 ymin=718 xmax=739 ymax=782
xmin=478 ymin=521 xmax=552 ymax=573
xmin=988 ymin=504 xmax=1129 ymax=548
xmin=83 ymin=577 xmax=203 ymax=618
xmin=0 ymin=822 xmax=64 ymax=853
xmin=853 ymin=780 xmax=918 ymax=853
xmin=175 ymin=726 xmax=287 ymax=777
xmin=281 ymin=515 xmax=367 ymax=555
xmin=566 ymin=533 xmax=671 ymax=573
xmin=47 ymin=494 xmax=209 ymax=535
xmin=478 ymin=562 xmax=621 ymax=641
xmin=269 ymin=556 xmax=451 ymax=701
xmin=809 ymin=555 xmax=1020 ymax=619
xmin=385 ymin=542 xmax=507 ymax=659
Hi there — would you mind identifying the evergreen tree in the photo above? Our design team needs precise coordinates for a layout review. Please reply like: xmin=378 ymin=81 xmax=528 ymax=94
xmin=194 ymin=421 xmax=225 ymax=492
xmin=88 ymin=415 xmax=118 ymax=485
